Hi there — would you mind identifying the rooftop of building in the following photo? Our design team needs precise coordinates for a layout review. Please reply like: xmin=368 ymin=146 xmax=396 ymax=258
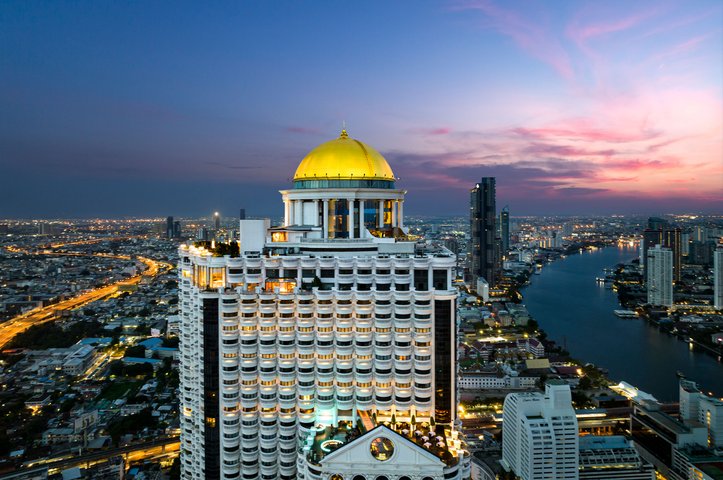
xmin=293 ymin=130 xmax=395 ymax=182
xmin=187 ymin=238 xmax=454 ymax=259
xmin=579 ymin=435 xmax=632 ymax=451
xmin=304 ymin=417 xmax=461 ymax=468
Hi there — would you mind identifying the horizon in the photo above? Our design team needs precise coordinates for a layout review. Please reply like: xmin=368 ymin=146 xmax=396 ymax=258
xmin=1 ymin=1 xmax=722 ymax=217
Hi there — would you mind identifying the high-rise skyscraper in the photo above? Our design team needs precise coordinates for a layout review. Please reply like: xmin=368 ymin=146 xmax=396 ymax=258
xmin=714 ymin=244 xmax=723 ymax=310
xmin=499 ymin=206 xmax=510 ymax=255
xmin=647 ymin=244 xmax=674 ymax=307
xmin=642 ymin=217 xmax=681 ymax=282
xmin=178 ymin=130 xmax=469 ymax=480
xmin=501 ymin=382 xmax=579 ymax=480
xmin=214 ymin=211 xmax=221 ymax=231
xmin=470 ymin=177 xmax=498 ymax=288
xmin=166 ymin=216 xmax=175 ymax=239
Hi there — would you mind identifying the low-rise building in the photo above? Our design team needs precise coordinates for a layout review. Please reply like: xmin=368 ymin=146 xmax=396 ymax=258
xmin=578 ymin=436 xmax=654 ymax=479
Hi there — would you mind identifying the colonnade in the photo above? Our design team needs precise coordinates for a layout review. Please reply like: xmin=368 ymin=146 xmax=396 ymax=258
xmin=283 ymin=197 xmax=404 ymax=239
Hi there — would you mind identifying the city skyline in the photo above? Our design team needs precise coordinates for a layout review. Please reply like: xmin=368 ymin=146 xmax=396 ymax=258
xmin=2 ymin=0 xmax=722 ymax=218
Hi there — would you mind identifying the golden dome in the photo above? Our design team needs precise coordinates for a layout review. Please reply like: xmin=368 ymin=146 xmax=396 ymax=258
xmin=293 ymin=130 xmax=395 ymax=182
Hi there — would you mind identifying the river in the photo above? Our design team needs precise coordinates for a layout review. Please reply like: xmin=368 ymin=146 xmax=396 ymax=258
xmin=522 ymin=245 xmax=723 ymax=401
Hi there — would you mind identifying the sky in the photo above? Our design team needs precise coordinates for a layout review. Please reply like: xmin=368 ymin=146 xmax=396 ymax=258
xmin=1 ymin=0 xmax=721 ymax=218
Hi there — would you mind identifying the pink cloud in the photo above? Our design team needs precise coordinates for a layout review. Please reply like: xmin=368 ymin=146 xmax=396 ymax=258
xmin=455 ymin=0 xmax=575 ymax=79
xmin=512 ymin=125 xmax=660 ymax=144
xmin=408 ymin=127 xmax=452 ymax=136
xmin=567 ymin=7 xmax=662 ymax=42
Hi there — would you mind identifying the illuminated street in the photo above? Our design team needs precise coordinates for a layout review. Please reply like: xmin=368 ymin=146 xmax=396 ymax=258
xmin=0 ymin=243 xmax=171 ymax=349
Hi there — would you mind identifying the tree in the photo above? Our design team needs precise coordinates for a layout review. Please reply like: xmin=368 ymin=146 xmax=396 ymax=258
xmin=578 ymin=376 xmax=593 ymax=390
xmin=124 ymin=345 xmax=146 ymax=358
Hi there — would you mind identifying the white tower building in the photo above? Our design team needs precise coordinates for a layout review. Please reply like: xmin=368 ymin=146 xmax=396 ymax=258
xmin=501 ymin=382 xmax=579 ymax=480
xmin=178 ymin=131 xmax=469 ymax=480
xmin=714 ymin=244 xmax=723 ymax=310
xmin=647 ymin=244 xmax=673 ymax=307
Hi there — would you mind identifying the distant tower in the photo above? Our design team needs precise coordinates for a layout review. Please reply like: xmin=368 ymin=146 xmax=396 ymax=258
xmin=647 ymin=244 xmax=674 ymax=307
xmin=714 ymin=244 xmax=723 ymax=310
xmin=166 ymin=216 xmax=174 ymax=239
xmin=173 ymin=221 xmax=182 ymax=239
xmin=470 ymin=178 xmax=498 ymax=287
xmin=500 ymin=206 xmax=510 ymax=254
xmin=502 ymin=382 xmax=579 ymax=480
xmin=213 ymin=211 xmax=220 ymax=231
xmin=642 ymin=217 xmax=681 ymax=282
xmin=239 ymin=208 xmax=246 ymax=220
xmin=196 ymin=227 xmax=209 ymax=241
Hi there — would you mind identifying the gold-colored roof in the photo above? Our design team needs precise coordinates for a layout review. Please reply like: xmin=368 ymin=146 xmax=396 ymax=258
xmin=293 ymin=130 xmax=395 ymax=181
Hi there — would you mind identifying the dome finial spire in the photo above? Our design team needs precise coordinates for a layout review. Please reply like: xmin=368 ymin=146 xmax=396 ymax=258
xmin=340 ymin=120 xmax=348 ymax=138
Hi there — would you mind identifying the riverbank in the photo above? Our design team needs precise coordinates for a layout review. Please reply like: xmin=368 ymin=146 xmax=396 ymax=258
xmin=520 ymin=245 xmax=723 ymax=401
xmin=610 ymin=260 xmax=723 ymax=359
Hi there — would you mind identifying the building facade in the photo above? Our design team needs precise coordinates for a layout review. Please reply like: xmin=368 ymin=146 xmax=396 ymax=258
xmin=499 ymin=207 xmax=510 ymax=255
xmin=501 ymin=382 xmax=579 ymax=480
xmin=646 ymin=244 xmax=673 ymax=307
xmin=714 ymin=244 xmax=723 ymax=310
xmin=642 ymin=220 xmax=681 ymax=283
xmin=470 ymin=178 xmax=498 ymax=289
xmin=178 ymin=131 xmax=469 ymax=480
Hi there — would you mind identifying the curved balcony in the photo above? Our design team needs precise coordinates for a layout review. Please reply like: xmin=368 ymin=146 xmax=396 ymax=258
xmin=336 ymin=390 xmax=354 ymax=410
xmin=315 ymin=389 xmax=335 ymax=409
xmin=374 ymin=257 xmax=392 ymax=268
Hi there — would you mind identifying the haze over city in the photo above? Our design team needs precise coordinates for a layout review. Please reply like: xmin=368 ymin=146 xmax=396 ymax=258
xmin=2 ymin=0 xmax=721 ymax=217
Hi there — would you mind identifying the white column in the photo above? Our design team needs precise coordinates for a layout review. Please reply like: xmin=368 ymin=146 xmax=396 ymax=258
xmin=359 ymin=199 xmax=365 ymax=238
xmin=348 ymin=199 xmax=354 ymax=239
xmin=322 ymin=200 xmax=329 ymax=239
xmin=314 ymin=200 xmax=320 ymax=226
xmin=378 ymin=200 xmax=384 ymax=228
xmin=398 ymin=200 xmax=404 ymax=230
xmin=391 ymin=200 xmax=398 ymax=228
xmin=284 ymin=199 xmax=290 ymax=226
xmin=295 ymin=200 xmax=303 ymax=225
xmin=288 ymin=200 xmax=295 ymax=226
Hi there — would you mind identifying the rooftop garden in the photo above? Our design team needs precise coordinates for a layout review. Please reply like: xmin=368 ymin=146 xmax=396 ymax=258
xmin=193 ymin=240 xmax=240 ymax=257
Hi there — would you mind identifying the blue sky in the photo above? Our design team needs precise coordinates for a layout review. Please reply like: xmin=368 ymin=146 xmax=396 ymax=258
xmin=1 ymin=0 xmax=721 ymax=217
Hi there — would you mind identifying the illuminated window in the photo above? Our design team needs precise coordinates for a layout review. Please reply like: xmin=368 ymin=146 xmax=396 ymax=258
xmin=271 ymin=232 xmax=288 ymax=242
xmin=210 ymin=268 xmax=225 ymax=288
xmin=265 ymin=279 xmax=297 ymax=293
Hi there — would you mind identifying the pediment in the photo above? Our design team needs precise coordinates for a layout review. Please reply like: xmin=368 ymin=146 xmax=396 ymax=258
xmin=320 ymin=425 xmax=445 ymax=475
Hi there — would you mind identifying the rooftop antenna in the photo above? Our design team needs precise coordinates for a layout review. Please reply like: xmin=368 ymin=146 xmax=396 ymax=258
xmin=341 ymin=120 xmax=348 ymax=138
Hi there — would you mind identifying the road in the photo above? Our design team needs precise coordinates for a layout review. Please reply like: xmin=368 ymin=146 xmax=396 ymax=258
xmin=0 ymin=241 xmax=172 ymax=350
xmin=5 ymin=436 xmax=180 ymax=478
